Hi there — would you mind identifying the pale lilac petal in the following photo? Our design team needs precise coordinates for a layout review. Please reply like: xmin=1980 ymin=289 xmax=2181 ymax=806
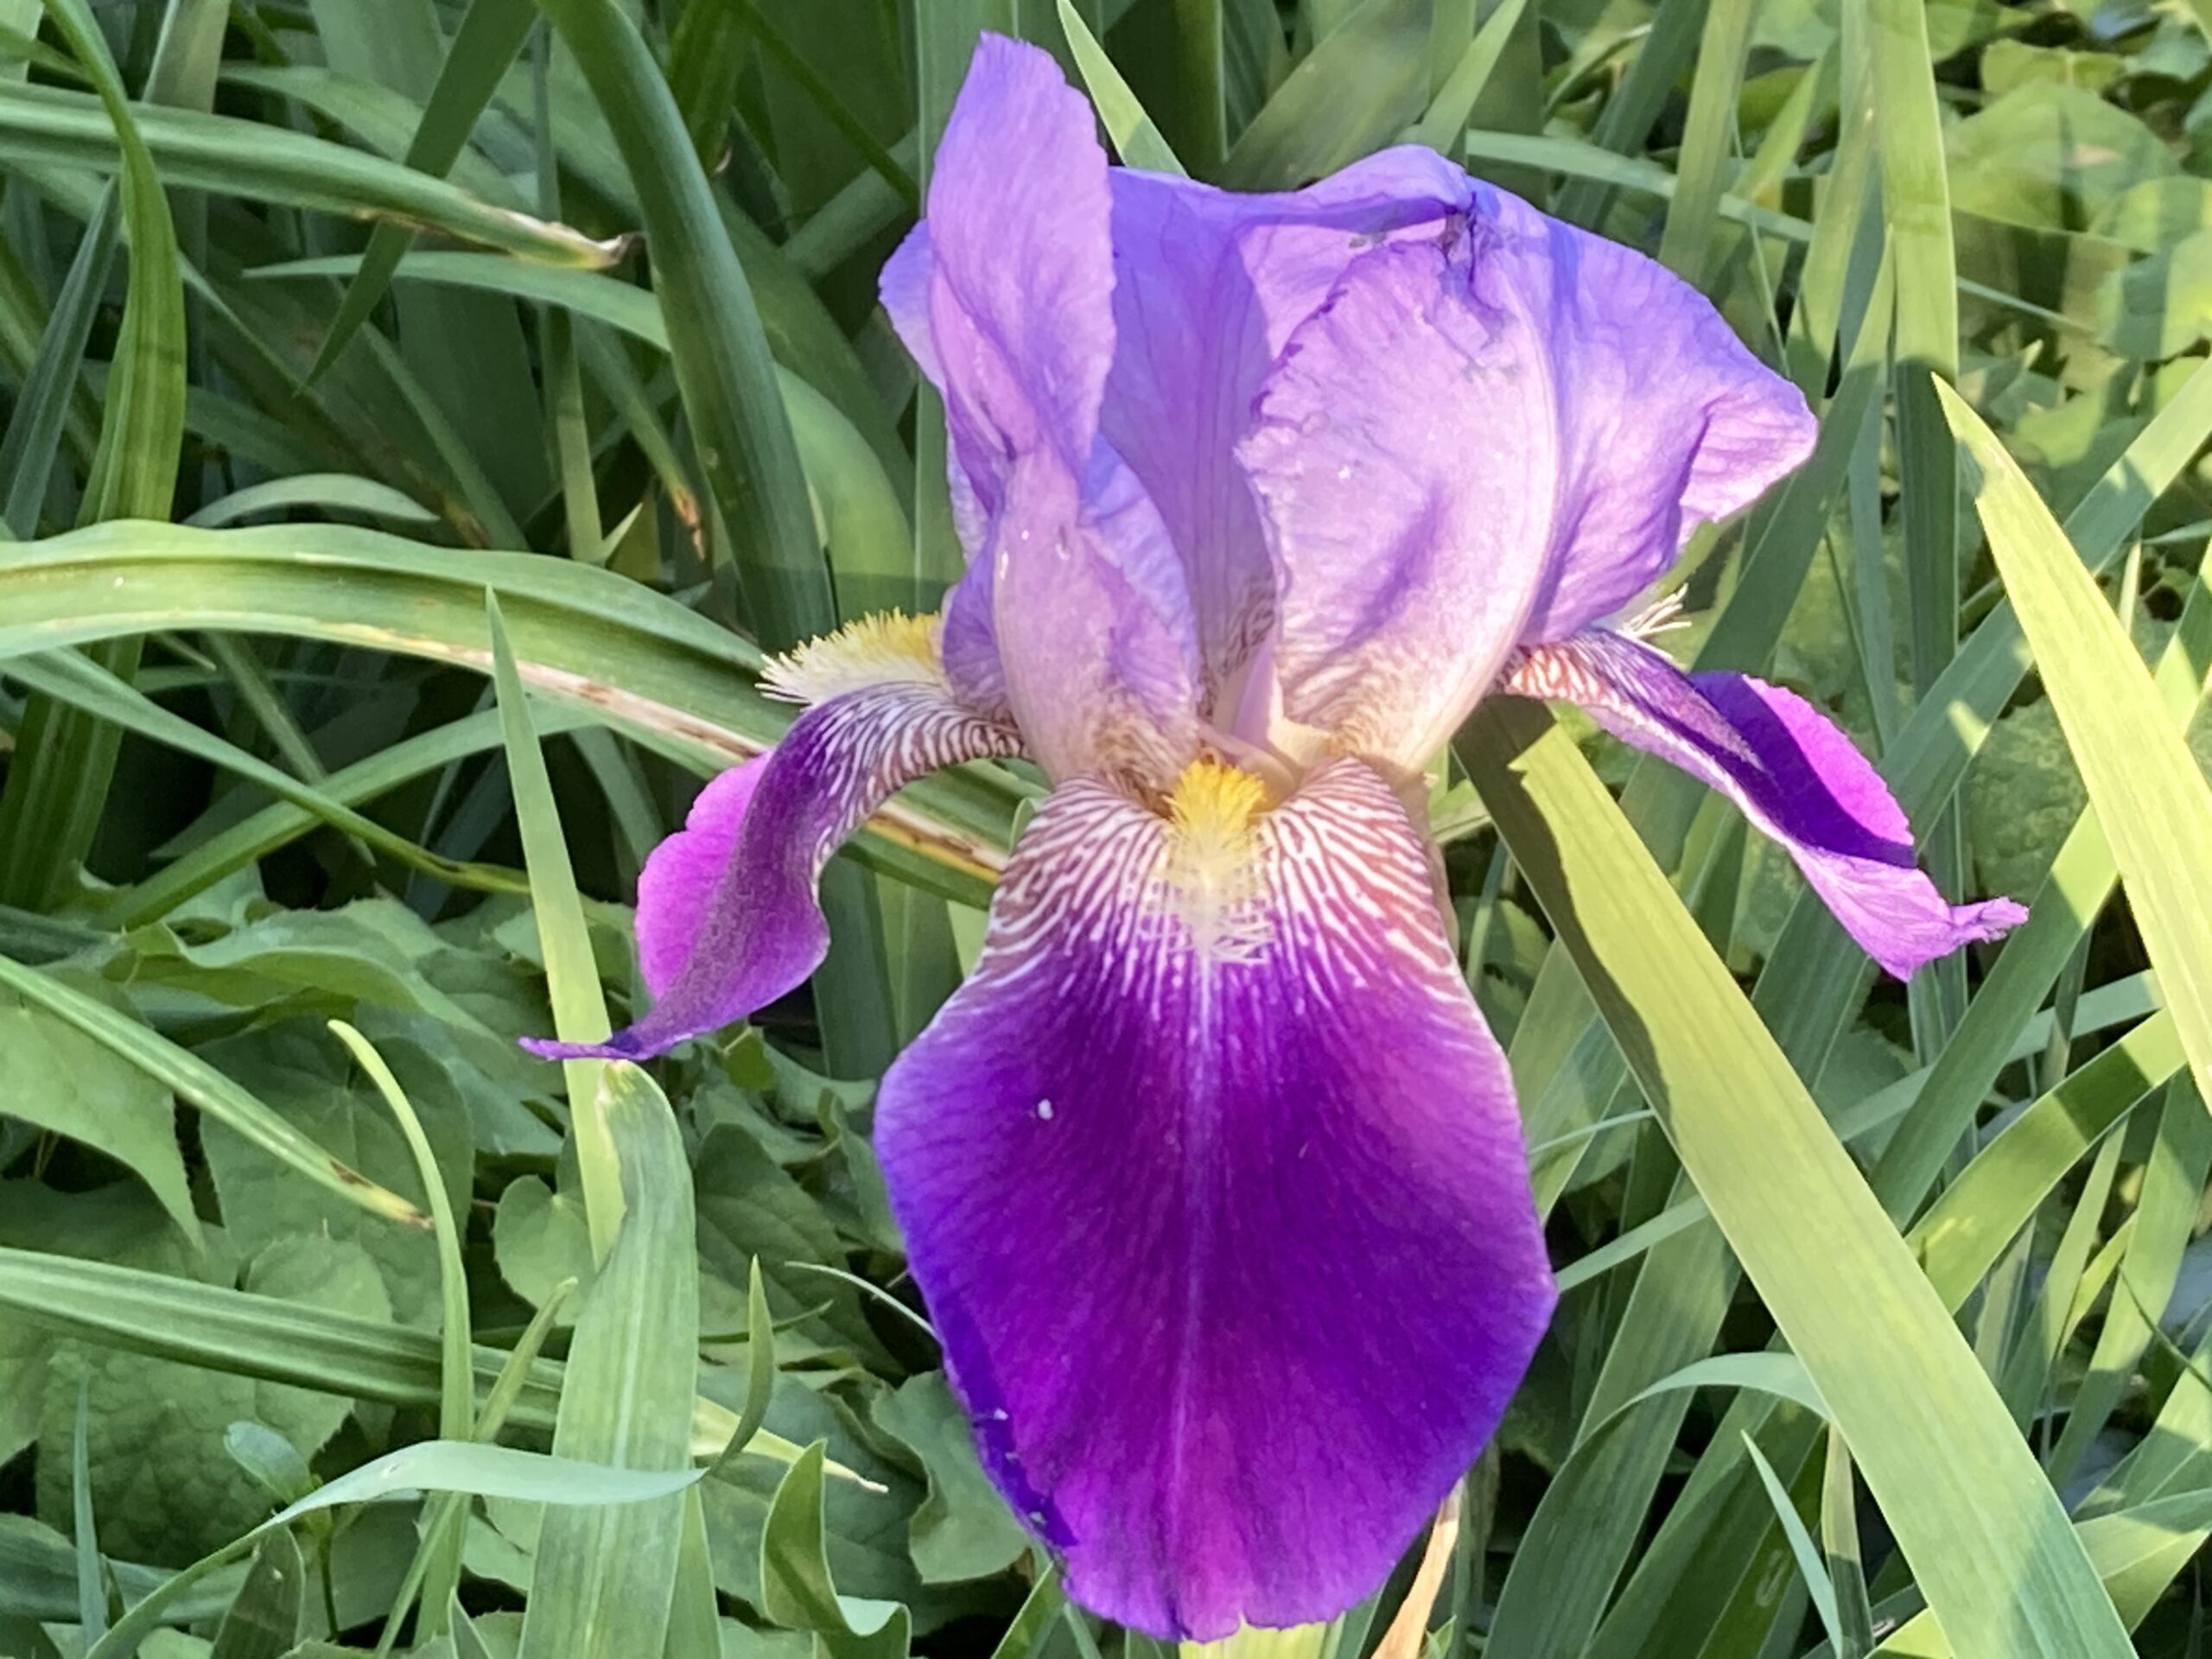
xmin=1483 ymin=193 xmax=1815 ymax=644
xmin=879 ymin=222 xmax=938 ymax=385
xmin=878 ymin=34 xmax=1199 ymax=783
xmin=1504 ymin=632 xmax=2026 ymax=977
xmin=1237 ymin=189 xmax=1813 ymax=774
xmin=1102 ymin=149 xmax=1475 ymax=692
xmin=525 ymin=682 xmax=1020 ymax=1061
xmin=1240 ymin=234 xmax=1556 ymax=773
xmin=877 ymin=760 xmax=1554 ymax=1638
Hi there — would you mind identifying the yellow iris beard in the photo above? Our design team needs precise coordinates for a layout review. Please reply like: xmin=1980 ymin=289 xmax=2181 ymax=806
xmin=1160 ymin=758 xmax=1272 ymax=962
xmin=761 ymin=610 xmax=944 ymax=704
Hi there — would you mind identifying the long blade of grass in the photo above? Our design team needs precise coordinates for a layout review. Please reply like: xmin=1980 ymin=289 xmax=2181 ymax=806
xmin=87 ymin=1440 xmax=703 ymax=1659
xmin=531 ymin=0 xmax=829 ymax=650
xmin=0 ymin=185 xmax=112 ymax=537
xmin=0 ymin=0 xmax=188 ymax=910
xmin=487 ymin=591 xmax=621 ymax=1258
xmin=0 ymin=1245 xmax=834 ymax=1473
xmin=1057 ymin=0 xmax=1186 ymax=174
xmin=514 ymin=1064 xmax=699 ymax=1659
xmin=1461 ymin=698 xmax=2135 ymax=1659
xmin=0 ymin=82 xmax=616 ymax=265
xmin=1654 ymin=0 xmax=1754 ymax=285
xmin=308 ymin=0 xmax=537 ymax=379
xmin=1 ymin=648 xmax=529 ymax=899
xmin=1942 ymin=379 xmax=2212 ymax=1119
xmin=0 ymin=950 xmax=425 ymax=1226
xmin=0 ymin=523 xmax=1020 ymax=893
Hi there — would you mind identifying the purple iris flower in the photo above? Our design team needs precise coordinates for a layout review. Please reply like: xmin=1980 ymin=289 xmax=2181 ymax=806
xmin=528 ymin=35 xmax=2025 ymax=1641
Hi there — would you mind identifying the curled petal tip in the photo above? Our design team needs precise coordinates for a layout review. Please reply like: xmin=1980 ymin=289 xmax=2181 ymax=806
xmin=1888 ymin=896 xmax=2030 ymax=981
xmin=1507 ymin=635 xmax=2029 ymax=982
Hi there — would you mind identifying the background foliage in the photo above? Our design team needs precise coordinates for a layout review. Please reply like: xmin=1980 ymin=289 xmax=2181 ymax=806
xmin=2 ymin=0 xmax=2212 ymax=1656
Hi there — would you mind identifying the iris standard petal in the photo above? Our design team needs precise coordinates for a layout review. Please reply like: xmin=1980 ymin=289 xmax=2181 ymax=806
xmin=524 ymin=620 xmax=1022 ymax=1062
xmin=1484 ymin=190 xmax=1815 ymax=645
xmin=1101 ymin=149 xmax=1474 ymax=693
xmin=1241 ymin=232 xmax=1558 ymax=773
xmin=878 ymin=34 xmax=1201 ymax=783
xmin=1503 ymin=631 xmax=2026 ymax=977
xmin=876 ymin=759 xmax=1555 ymax=1640
xmin=1239 ymin=188 xmax=1813 ymax=773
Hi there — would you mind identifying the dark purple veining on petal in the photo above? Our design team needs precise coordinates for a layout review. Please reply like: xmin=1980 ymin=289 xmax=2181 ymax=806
xmin=524 ymin=682 xmax=1020 ymax=1062
xmin=1504 ymin=632 xmax=2026 ymax=977
xmin=877 ymin=760 xmax=1554 ymax=1639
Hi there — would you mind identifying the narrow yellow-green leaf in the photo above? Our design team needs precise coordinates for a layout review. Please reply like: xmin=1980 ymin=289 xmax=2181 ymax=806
xmin=486 ymin=592 xmax=622 ymax=1261
xmin=1057 ymin=0 xmax=1187 ymax=175
xmin=1459 ymin=699 xmax=2135 ymax=1659
xmin=1942 ymin=378 xmax=2212 ymax=1117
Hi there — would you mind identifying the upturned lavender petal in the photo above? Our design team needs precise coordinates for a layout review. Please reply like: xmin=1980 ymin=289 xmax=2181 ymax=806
xmin=1483 ymin=191 xmax=1815 ymax=645
xmin=1100 ymin=150 xmax=1474 ymax=689
xmin=1240 ymin=233 xmax=1556 ymax=773
xmin=1505 ymin=632 xmax=2026 ymax=977
xmin=1239 ymin=189 xmax=1813 ymax=772
xmin=876 ymin=760 xmax=1554 ymax=1639
xmin=878 ymin=35 xmax=1199 ymax=783
xmin=524 ymin=683 xmax=1020 ymax=1061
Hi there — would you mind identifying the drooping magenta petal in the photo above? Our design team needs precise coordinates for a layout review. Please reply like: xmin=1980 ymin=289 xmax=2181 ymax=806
xmin=634 ymin=755 xmax=766 ymax=995
xmin=1503 ymin=632 xmax=2026 ymax=977
xmin=878 ymin=34 xmax=1199 ymax=783
xmin=524 ymin=683 xmax=1020 ymax=1061
xmin=1240 ymin=233 xmax=1556 ymax=773
xmin=876 ymin=760 xmax=1555 ymax=1638
xmin=1100 ymin=149 xmax=1475 ymax=692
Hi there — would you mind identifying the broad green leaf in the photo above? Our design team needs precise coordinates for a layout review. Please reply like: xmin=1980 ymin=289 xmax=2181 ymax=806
xmin=2098 ymin=228 xmax=2212 ymax=360
xmin=871 ymin=1376 xmax=1027 ymax=1584
xmin=0 ymin=952 xmax=425 ymax=1229
xmin=1945 ymin=84 xmax=2177 ymax=233
xmin=759 ymin=1443 xmax=912 ymax=1659
xmin=0 ymin=993 xmax=194 ymax=1239
xmin=41 ymin=1233 xmax=388 ymax=1565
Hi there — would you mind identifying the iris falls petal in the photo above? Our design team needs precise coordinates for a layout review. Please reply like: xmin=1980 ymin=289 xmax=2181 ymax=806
xmin=876 ymin=760 xmax=1555 ymax=1639
xmin=1503 ymin=631 xmax=2025 ymax=977
xmin=524 ymin=617 xmax=1022 ymax=1061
